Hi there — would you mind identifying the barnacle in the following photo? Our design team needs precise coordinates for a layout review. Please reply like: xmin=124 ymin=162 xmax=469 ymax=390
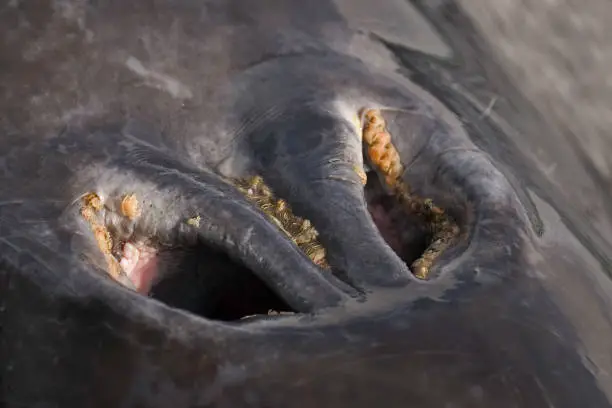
xmin=80 ymin=192 xmax=124 ymax=281
xmin=361 ymin=109 xmax=459 ymax=279
xmin=120 ymin=194 xmax=141 ymax=220
xmin=235 ymin=176 xmax=329 ymax=269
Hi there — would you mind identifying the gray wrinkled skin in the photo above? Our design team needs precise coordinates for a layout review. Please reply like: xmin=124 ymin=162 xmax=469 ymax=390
xmin=1 ymin=1 xmax=612 ymax=407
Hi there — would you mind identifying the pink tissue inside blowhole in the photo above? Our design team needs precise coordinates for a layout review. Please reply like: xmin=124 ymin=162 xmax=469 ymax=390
xmin=368 ymin=203 xmax=403 ymax=254
xmin=119 ymin=242 xmax=159 ymax=294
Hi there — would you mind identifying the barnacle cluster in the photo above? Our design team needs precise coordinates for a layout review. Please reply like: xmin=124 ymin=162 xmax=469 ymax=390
xmin=361 ymin=109 xmax=459 ymax=279
xmin=81 ymin=109 xmax=459 ymax=283
xmin=234 ymin=176 xmax=329 ymax=269
xmin=80 ymin=192 xmax=125 ymax=282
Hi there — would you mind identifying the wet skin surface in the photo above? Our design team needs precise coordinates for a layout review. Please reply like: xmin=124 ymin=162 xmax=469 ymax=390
xmin=1 ymin=0 xmax=612 ymax=407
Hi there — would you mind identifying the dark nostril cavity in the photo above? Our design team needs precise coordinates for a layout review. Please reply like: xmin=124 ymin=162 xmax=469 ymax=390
xmin=364 ymin=172 xmax=432 ymax=269
xmin=148 ymin=245 xmax=294 ymax=321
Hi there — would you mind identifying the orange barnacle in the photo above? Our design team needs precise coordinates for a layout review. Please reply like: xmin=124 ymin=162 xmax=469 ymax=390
xmin=362 ymin=128 xmax=374 ymax=144
xmin=367 ymin=140 xmax=387 ymax=163
xmin=362 ymin=111 xmax=386 ymax=143
xmin=370 ymin=130 xmax=391 ymax=146
xmin=385 ymin=150 xmax=402 ymax=177
xmin=92 ymin=224 xmax=112 ymax=253
xmin=120 ymin=194 xmax=141 ymax=220
xmin=83 ymin=192 xmax=103 ymax=211
xmin=78 ymin=192 xmax=126 ymax=282
xmin=80 ymin=205 xmax=95 ymax=222
xmin=364 ymin=109 xmax=385 ymax=128
xmin=360 ymin=108 xmax=460 ymax=280
xmin=377 ymin=146 xmax=398 ymax=176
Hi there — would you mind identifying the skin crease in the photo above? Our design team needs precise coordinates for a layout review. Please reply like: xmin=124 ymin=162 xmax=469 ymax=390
xmin=1 ymin=1 xmax=612 ymax=407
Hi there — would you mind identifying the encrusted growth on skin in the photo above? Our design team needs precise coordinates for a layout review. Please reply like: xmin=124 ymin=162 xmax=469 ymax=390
xmin=120 ymin=194 xmax=141 ymax=220
xmin=361 ymin=109 xmax=460 ymax=280
xmin=234 ymin=176 xmax=329 ymax=269
xmin=78 ymin=108 xmax=456 ymax=287
xmin=186 ymin=215 xmax=201 ymax=227
xmin=80 ymin=182 xmax=327 ymax=288
xmin=80 ymin=192 xmax=125 ymax=282
xmin=353 ymin=164 xmax=368 ymax=185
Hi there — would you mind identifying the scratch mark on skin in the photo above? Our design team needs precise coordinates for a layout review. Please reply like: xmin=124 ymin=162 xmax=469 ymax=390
xmin=292 ymin=350 xmax=474 ymax=389
xmin=0 ymin=200 xmax=26 ymax=206
xmin=0 ymin=233 xmax=75 ymax=273
xmin=125 ymin=56 xmax=193 ymax=100
xmin=479 ymin=96 xmax=499 ymax=120
xmin=240 ymin=226 xmax=254 ymax=248
xmin=534 ymin=376 xmax=557 ymax=408
xmin=0 ymin=237 xmax=22 ymax=253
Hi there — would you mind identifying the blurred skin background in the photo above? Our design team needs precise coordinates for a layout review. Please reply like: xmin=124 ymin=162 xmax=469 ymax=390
xmin=460 ymin=0 xmax=612 ymax=248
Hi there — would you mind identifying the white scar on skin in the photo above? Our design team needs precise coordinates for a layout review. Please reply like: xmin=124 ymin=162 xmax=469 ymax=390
xmin=119 ymin=242 xmax=158 ymax=294
xmin=125 ymin=56 xmax=193 ymax=99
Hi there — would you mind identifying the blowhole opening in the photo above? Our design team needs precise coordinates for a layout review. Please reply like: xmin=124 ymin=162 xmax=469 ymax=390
xmin=146 ymin=243 xmax=294 ymax=322
xmin=364 ymin=171 xmax=433 ymax=268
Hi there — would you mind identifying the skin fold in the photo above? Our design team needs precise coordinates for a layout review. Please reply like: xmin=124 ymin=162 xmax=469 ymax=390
xmin=1 ymin=1 xmax=612 ymax=407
